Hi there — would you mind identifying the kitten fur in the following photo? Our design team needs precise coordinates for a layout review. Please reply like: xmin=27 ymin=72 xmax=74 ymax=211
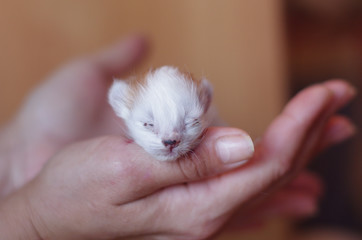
xmin=108 ymin=66 xmax=213 ymax=161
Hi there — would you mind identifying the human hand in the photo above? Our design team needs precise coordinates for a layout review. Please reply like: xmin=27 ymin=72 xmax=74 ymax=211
xmin=0 ymin=36 xmax=147 ymax=195
xmin=0 ymin=80 xmax=355 ymax=239
xmin=225 ymin=80 xmax=356 ymax=230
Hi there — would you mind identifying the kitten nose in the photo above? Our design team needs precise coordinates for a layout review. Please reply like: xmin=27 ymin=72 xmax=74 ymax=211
xmin=162 ymin=139 xmax=179 ymax=147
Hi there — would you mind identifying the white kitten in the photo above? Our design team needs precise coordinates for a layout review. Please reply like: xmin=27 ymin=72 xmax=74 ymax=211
xmin=108 ymin=66 xmax=213 ymax=161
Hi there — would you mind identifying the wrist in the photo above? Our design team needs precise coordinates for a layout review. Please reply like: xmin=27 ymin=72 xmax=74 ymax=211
xmin=0 ymin=183 xmax=42 ymax=240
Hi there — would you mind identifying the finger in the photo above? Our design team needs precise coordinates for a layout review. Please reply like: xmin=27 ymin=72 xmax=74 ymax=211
xmin=323 ymin=80 xmax=357 ymax=113
xmin=91 ymin=35 xmax=148 ymax=78
xmin=229 ymin=191 xmax=318 ymax=230
xmin=285 ymin=171 xmax=323 ymax=197
xmin=196 ymin=81 xmax=355 ymax=214
xmin=257 ymin=191 xmax=318 ymax=218
xmin=226 ymin=171 xmax=322 ymax=230
xmin=255 ymin=171 xmax=323 ymax=218
xmin=316 ymin=115 xmax=356 ymax=152
xmin=262 ymin=80 xmax=356 ymax=172
xmin=95 ymin=128 xmax=254 ymax=204
xmin=298 ymin=80 xmax=357 ymax=163
xmin=232 ymin=171 xmax=322 ymax=219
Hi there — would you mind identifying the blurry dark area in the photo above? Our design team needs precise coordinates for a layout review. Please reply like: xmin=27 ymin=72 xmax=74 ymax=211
xmin=285 ymin=0 xmax=362 ymax=235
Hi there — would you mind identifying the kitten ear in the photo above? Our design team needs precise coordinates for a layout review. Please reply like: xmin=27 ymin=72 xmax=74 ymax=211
xmin=108 ymin=79 xmax=130 ymax=119
xmin=199 ymin=77 xmax=213 ymax=113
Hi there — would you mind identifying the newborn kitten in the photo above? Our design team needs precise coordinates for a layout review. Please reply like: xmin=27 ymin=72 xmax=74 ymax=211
xmin=108 ymin=66 xmax=213 ymax=161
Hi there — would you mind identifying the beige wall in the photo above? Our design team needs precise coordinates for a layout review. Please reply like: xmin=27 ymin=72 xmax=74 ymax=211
xmin=0 ymin=0 xmax=286 ymax=136
xmin=0 ymin=0 xmax=287 ymax=238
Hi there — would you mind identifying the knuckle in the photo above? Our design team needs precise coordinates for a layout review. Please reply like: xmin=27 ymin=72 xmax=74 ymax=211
xmin=272 ymin=155 xmax=298 ymax=182
xmin=283 ymin=111 xmax=304 ymax=128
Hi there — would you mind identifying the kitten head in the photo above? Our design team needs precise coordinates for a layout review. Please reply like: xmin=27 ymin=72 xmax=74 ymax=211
xmin=108 ymin=66 xmax=212 ymax=161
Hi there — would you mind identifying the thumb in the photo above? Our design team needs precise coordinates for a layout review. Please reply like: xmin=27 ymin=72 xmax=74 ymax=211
xmin=91 ymin=35 xmax=148 ymax=78
xmin=103 ymin=128 xmax=254 ymax=203
xmin=175 ymin=127 xmax=255 ymax=179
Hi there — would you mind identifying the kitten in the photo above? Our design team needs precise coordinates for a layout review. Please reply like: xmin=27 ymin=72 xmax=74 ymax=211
xmin=108 ymin=66 xmax=213 ymax=161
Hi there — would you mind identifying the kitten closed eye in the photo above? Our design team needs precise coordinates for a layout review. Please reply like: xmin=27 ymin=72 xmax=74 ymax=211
xmin=185 ymin=119 xmax=200 ymax=127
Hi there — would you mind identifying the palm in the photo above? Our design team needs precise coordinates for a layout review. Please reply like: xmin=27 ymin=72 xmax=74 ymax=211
xmin=145 ymin=80 xmax=355 ymax=235
xmin=9 ymin=36 xmax=355 ymax=237
xmin=13 ymin=37 xmax=147 ymax=181
xmin=21 ymin=61 xmax=117 ymax=142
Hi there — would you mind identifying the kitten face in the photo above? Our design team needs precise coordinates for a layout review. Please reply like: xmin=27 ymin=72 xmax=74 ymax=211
xmin=108 ymin=66 xmax=212 ymax=161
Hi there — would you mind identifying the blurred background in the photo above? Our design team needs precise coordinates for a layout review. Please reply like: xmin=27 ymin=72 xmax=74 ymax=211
xmin=0 ymin=0 xmax=360 ymax=239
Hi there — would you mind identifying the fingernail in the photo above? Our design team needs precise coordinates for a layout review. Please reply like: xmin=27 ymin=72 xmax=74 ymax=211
xmin=215 ymin=134 xmax=254 ymax=164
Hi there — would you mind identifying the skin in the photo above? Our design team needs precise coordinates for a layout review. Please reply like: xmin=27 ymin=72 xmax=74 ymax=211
xmin=0 ymin=36 xmax=356 ymax=239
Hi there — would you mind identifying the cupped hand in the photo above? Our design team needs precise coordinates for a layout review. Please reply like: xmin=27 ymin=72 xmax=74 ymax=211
xmin=2 ymin=79 xmax=354 ymax=239
xmin=5 ymin=36 xmax=147 ymax=187
xmin=1 ymin=35 xmax=356 ymax=239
